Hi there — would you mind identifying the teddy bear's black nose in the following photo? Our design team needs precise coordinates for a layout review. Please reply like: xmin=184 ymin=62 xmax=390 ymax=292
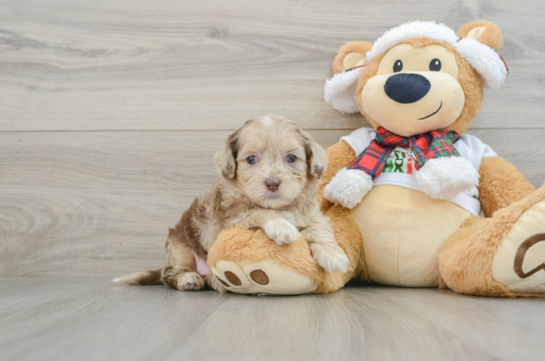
xmin=384 ymin=73 xmax=431 ymax=104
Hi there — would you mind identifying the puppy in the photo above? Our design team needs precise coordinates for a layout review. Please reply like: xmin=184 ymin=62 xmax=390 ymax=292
xmin=117 ymin=115 xmax=349 ymax=292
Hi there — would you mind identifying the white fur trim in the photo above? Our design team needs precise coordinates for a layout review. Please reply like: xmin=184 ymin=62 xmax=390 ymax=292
xmin=366 ymin=21 xmax=459 ymax=62
xmin=325 ymin=21 xmax=509 ymax=112
xmin=454 ymin=38 xmax=508 ymax=89
xmin=415 ymin=157 xmax=480 ymax=199
xmin=111 ymin=277 xmax=121 ymax=283
xmin=366 ymin=21 xmax=507 ymax=89
xmin=324 ymin=168 xmax=373 ymax=209
xmin=324 ymin=67 xmax=363 ymax=113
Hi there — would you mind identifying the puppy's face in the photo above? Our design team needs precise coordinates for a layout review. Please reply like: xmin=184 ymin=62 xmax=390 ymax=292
xmin=214 ymin=115 xmax=327 ymax=209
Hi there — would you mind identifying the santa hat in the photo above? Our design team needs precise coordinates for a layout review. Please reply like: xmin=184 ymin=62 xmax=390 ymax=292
xmin=325 ymin=21 xmax=509 ymax=114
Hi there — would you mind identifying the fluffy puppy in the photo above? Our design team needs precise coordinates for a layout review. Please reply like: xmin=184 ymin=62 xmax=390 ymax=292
xmin=117 ymin=115 xmax=349 ymax=292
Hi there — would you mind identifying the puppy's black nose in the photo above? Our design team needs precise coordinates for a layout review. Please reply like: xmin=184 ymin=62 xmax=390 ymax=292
xmin=265 ymin=178 xmax=281 ymax=192
xmin=384 ymin=73 xmax=430 ymax=104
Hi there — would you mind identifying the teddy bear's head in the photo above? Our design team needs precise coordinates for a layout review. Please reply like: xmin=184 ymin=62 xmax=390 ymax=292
xmin=325 ymin=21 xmax=508 ymax=137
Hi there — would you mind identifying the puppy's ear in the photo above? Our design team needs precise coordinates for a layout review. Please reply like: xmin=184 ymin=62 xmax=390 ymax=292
xmin=332 ymin=41 xmax=373 ymax=74
xmin=301 ymin=130 xmax=328 ymax=179
xmin=457 ymin=20 xmax=504 ymax=50
xmin=214 ymin=130 xmax=239 ymax=179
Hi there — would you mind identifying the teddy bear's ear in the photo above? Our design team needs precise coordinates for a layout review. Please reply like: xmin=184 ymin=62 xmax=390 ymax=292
xmin=332 ymin=41 xmax=373 ymax=74
xmin=456 ymin=20 xmax=504 ymax=51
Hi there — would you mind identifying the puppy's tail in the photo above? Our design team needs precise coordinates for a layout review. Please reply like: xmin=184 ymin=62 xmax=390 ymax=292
xmin=113 ymin=269 xmax=163 ymax=285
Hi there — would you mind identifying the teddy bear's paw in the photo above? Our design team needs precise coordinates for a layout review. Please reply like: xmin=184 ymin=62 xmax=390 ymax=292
xmin=324 ymin=168 xmax=373 ymax=209
xmin=491 ymin=196 xmax=545 ymax=293
xmin=264 ymin=218 xmax=301 ymax=245
xmin=310 ymin=242 xmax=349 ymax=273
xmin=212 ymin=259 xmax=317 ymax=295
xmin=176 ymin=272 xmax=205 ymax=291
xmin=415 ymin=157 xmax=479 ymax=200
xmin=204 ymin=274 xmax=229 ymax=293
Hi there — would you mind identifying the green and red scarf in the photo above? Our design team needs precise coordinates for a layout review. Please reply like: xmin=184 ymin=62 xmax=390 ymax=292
xmin=348 ymin=127 xmax=461 ymax=179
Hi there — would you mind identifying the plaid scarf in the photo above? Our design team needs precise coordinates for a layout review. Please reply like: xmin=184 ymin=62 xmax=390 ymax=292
xmin=348 ymin=127 xmax=461 ymax=179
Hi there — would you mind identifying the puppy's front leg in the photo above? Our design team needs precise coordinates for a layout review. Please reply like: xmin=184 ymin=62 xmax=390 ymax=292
xmin=263 ymin=217 xmax=301 ymax=245
xmin=235 ymin=209 xmax=301 ymax=245
xmin=302 ymin=215 xmax=349 ymax=273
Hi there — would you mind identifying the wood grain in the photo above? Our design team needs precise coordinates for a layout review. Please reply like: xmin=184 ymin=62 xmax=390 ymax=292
xmin=0 ymin=279 xmax=544 ymax=361
xmin=1 ymin=129 xmax=544 ymax=278
xmin=1 ymin=2 xmax=545 ymax=358
xmin=0 ymin=0 xmax=545 ymax=131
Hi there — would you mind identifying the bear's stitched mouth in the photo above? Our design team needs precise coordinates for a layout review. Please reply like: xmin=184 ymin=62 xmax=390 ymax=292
xmin=417 ymin=101 xmax=443 ymax=120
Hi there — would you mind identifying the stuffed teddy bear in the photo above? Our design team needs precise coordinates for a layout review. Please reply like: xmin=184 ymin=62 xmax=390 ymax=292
xmin=206 ymin=20 xmax=545 ymax=297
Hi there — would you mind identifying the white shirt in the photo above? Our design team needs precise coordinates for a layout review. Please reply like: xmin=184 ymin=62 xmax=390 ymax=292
xmin=340 ymin=128 xmax=497 ymax=216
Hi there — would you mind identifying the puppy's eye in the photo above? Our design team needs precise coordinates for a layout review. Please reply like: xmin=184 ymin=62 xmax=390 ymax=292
xmin=246 ymin=156 xmax=257 ymax=165
xmin=429 ymin=58 xmax=441 ymax=71
xmin=286 ymin=154 xmax=297 ymax=163
xmin=393 ymin=60 xmax=403 ymax=72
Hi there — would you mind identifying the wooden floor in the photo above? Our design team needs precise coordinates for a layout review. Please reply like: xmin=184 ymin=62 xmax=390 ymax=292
xmin=1 ymin=0 xmax=545 ymax=360
xmin=0 ymin=278 xmax=543 ymax=361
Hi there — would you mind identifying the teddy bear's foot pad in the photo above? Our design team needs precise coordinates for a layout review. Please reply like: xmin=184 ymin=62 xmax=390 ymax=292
xmin=212 ymin=259 xmax=317 ymax=295
xmin=492 ymin=198 xmax=545 ymax=293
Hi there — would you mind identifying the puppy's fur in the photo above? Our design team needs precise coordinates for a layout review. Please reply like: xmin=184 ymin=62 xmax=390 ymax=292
xmin=117 ymin=115 xmax=348 ymax=292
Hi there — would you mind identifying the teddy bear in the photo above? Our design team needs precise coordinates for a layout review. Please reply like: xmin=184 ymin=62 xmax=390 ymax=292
xmin=206 ymin=20 xmax=545 ymax=297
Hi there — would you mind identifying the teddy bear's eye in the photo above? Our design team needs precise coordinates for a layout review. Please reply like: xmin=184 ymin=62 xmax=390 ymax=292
xmin=393 ymin=60 xmax=403 ymax=72
xmin=429 ymin=58 xmax=441 ymax=71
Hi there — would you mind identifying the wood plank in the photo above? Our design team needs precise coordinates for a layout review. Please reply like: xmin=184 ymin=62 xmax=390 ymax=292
xmin=0 ymin=278 xmax=229 ymax=361
xmin=0 ymin=279 xmax=544 ymax=361
xmin=369 ymin=287 xmax=545 ymax=360
xmin=0 ymin=129 xmax=544 ymax=278
xmin=0 ymin=0 xmax=544 ymax=131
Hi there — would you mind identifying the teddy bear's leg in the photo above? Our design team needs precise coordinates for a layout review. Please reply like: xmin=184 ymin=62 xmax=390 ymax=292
xmin=207 ymin=225 xmax=323 ymax=295
xmin=206 ymin=206 xmax=364 ymax=295
xmin=315 ymin=205 xmax=367 ymax=293
xmin=438 ymin=184 xmax=545 ymax=297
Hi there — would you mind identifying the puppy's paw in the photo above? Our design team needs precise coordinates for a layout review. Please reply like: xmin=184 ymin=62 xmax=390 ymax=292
xmin=177 ymin=272 xmax=205 ymax=291
xmin=264 ymin=218 xmax=301 ymax=245
xmin=311 ymin=243 xmax=349 ymax=273
xmin=205 ymin=274 xmax=229 ymax=293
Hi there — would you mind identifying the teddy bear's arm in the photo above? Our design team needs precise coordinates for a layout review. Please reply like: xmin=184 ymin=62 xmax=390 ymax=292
xmin=317 ymin=140 xmax=356 ymax=212
xmin=478 ymin=156 xmax=535 ymax=217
